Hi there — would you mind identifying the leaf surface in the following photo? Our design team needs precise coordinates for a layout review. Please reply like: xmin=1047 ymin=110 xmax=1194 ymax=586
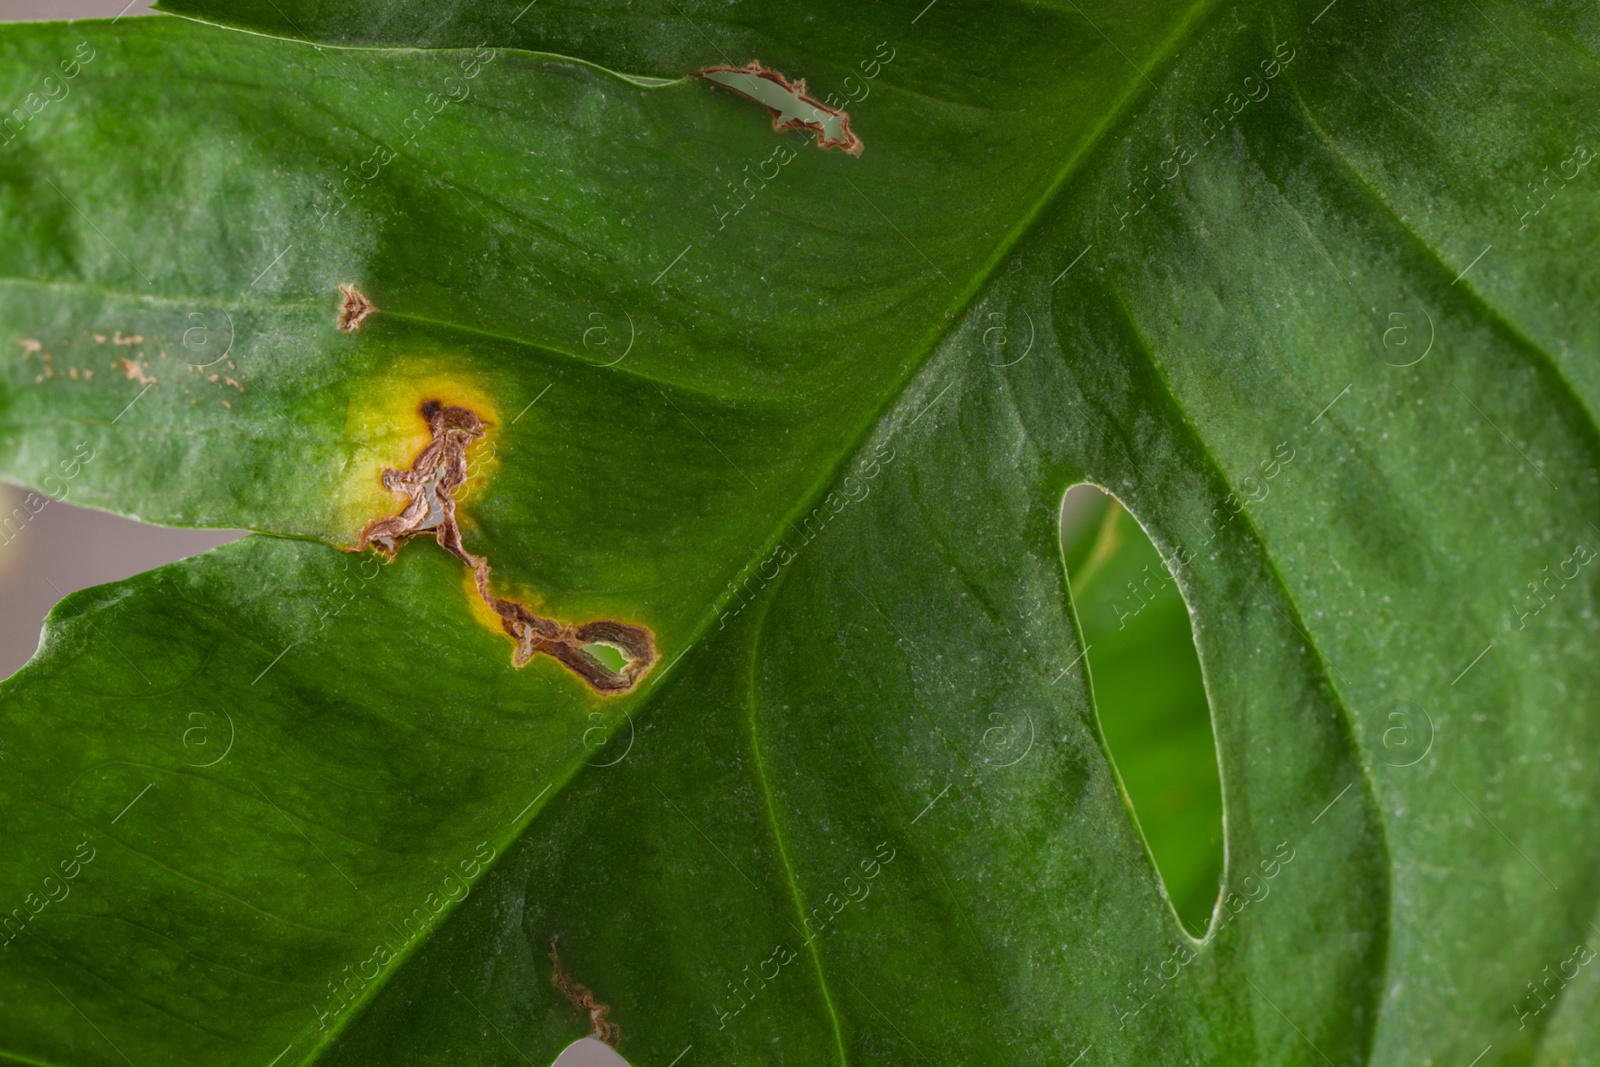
xmin=2 ymin=1 xmax=1599 ymax=1065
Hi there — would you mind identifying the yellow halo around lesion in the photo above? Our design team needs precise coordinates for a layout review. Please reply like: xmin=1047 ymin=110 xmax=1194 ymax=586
xmin=335 ymin=362 xmax=502 ymax=545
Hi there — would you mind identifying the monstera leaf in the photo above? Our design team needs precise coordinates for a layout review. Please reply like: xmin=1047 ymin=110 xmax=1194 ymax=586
xmin=2 ymin=0 xmax=1599 ymax=1064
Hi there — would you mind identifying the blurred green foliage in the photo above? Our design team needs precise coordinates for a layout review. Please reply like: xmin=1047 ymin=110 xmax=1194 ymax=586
xmin=1062 ymin=484 xmax=1222 ymax=935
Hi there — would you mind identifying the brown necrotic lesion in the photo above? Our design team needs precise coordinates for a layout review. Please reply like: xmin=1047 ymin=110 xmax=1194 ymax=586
xmin=697 ymin=61 xmax=864 ymax=155
xmin=549 ymin=936 xmax=619 ymax=1046
xmin=355 ymin=400 xmax=656 ymax=694
xmin=337 ymin=284 xmax=375 ymax=332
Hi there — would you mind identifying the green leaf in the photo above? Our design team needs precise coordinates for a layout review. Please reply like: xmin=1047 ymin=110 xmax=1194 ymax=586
xmin=2 ymin=1 xmax=1600 ymax=1064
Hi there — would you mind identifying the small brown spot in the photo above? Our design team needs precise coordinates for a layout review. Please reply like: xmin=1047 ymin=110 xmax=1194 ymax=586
xmin=338 ymin=284 xmax=375 ymax=332
xmin=118 ymin=358 xmax=156 ymax=386
xmin=18 ymin=339 xmax=41 ymax=358
xmin=68 ymin=367 xmax=79 ymax=379
xmin=224 ymin=376 xmax=244 ymax=392
xmin=92 ymin=333 xmax=107 ymax=344
xmin=549 ymin=937 xmax=619 ymax=1047
xmin=83 ymin=369 xmax=93 ymax=380
xmin=112 ymin=330 xmax=144 ymax=346
xmin=353 ymin=401 xmax=655 ymax=693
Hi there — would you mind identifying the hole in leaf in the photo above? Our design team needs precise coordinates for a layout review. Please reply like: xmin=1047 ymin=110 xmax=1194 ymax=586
xmin=1061 ymin=483 xmax=1222 ymax=936
xmin=551 ymin=1037 xmax=630 ymax=1066
xmin=582 ymin=642 xmax=630 ymax=674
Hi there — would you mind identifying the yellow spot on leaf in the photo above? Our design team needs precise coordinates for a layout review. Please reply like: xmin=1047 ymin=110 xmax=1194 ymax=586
xmin=460 ymin=567 xmax=510 ymax=638
xmin=337 ymin=364 xmax=500 ymax=542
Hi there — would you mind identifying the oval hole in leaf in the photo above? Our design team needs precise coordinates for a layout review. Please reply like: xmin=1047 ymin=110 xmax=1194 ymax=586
xmin=1061 ymin=482 xmax=1222 ymax=936
xmin=550 ymin=1037 xmax=630 ymax=1066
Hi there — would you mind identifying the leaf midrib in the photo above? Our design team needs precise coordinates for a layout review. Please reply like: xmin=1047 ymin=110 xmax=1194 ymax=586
xmin=662 ymin=0 xmax=1235 ymax=741
xmin=526 ymin=0 xmax=1233 ymax=1056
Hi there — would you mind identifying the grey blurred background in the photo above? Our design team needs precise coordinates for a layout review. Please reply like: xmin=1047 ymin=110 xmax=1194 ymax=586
xmin=1 ymin=5 xmax=631 ymax=1064
xmin=5 ymin=0 xmax=156 ymax=18
xmin=0 ymin=487 xmax=243 ymax=677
